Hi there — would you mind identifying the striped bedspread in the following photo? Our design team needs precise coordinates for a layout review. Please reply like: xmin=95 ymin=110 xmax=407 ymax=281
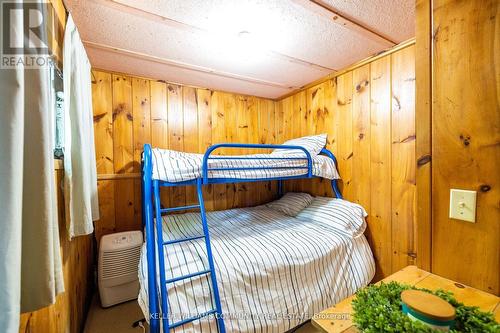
xmin=151 ymin=148 xmax=340 ymax=182
xmin=138 ymin=197 xmax=375 ymax=332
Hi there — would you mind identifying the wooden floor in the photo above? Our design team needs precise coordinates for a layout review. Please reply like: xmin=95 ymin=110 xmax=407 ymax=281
xmin=84 ymin=294 xmax=321 ymax=333
xmin=293 ymin=322 xmax=321 ymax=333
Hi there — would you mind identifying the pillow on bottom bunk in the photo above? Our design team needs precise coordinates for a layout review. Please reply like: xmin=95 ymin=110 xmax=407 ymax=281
xmin=295 ymin=197 xmax=367 ymax=238
xmin=265 ymin=192 xmax=313 ymax=216
xmin=271 ymin=133 xmax=327 ymax=157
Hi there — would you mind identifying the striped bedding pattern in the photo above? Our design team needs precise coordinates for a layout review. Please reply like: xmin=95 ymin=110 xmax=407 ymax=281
xmin=295 ymin=197 xmax=368 ymax=238
xmin=271 ymin=133 xmax=327 ymax=157
xmin=138 ymin=198 xmax=375 ymax=332
xmin=151 ymin=148 xmax=340 ymax=182
xmin=265 ymin=192 xmax=313 ymax=216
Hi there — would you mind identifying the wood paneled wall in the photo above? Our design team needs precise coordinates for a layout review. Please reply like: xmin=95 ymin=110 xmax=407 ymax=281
xmin=92 ymin=71 xmax=278 ymax=242
xmin=428 ymin=0 xmax=499 ymax=295
xmin=415 ymin=0 xmax=432 ymax=273
xmin=276 ymin=45 xmax=416 ymax=281
xmin=92 ymin=45 xmax=416 ymax=281
xmin=46 ymin=0 xmax=66 ymax=68
xmin=19 ymin=170 xmax=94 ymax=333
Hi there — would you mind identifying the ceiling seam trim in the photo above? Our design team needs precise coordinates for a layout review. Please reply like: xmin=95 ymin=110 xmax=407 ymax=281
xmin=291 ymin=0 xmax=397 ymax=47
xmin=84 ymin=40 xmax=300 ymax=90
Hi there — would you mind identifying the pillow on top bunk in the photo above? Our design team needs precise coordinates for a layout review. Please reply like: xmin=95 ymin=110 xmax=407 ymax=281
xmin=272 ymin=133 xmax=327 ymax=157
xmin=295 ymin=197 xmax=367 ymax=238
xmin=266 ymin=192 xmax=313 ymax=217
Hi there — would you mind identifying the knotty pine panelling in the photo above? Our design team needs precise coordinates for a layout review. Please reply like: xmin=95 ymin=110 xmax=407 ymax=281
xmin=430 ymin=0 xmax=499 ymax=295
xmin=277 ymin=45 xmax=416 ymax=281
xmin=415 ymin=0 xmax=432 ymax=273
xmin=92 ymin=71 xmax=278 ymax=242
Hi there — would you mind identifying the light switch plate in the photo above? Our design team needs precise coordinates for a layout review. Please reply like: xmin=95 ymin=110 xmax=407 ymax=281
xmin=449 ymin=189 xmax=477 ymax=223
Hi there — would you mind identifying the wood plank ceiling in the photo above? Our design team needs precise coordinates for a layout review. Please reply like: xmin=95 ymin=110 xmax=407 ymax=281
xmin=64 ymin=0 xmax=415 ymax=99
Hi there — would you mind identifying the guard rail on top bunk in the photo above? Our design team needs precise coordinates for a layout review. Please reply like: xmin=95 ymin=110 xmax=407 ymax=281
xmin=144 ymin=143 xmax=342 ymax=194
xmin=141 ymin=143 xmax=342 ymax=333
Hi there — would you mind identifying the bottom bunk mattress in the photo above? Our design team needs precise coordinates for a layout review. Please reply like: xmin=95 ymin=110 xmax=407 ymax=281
xmin=138 ymin=196 xmax=375 ymax=333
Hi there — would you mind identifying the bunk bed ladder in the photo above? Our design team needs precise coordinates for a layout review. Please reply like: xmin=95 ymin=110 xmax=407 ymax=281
xmin=152 ymin=178 xmax=226 ymax=333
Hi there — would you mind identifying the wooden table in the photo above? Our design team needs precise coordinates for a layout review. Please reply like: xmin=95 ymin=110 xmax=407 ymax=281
xmin=311 ymin=266 xmax=500 ymax=332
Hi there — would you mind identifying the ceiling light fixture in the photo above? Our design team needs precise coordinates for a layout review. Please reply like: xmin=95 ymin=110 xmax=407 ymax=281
xmin=200 ymin=3 xmax=279 ymax=66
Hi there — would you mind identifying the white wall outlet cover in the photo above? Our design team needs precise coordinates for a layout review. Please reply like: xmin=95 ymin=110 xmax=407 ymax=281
xmin=449 ymin=189 xmax=477 ymax=223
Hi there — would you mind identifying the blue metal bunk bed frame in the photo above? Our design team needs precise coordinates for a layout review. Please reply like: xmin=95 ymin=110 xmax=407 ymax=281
xmin=142 ymin=143 xmax=343 ymax=333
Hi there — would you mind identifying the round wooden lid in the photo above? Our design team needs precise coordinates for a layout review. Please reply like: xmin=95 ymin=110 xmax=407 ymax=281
xmin=401 ymin=290 xmax=456 ymax=321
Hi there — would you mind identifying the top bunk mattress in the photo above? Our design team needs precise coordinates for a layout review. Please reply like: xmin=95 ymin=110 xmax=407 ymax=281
xmin=151 ymin=148 xmax=340 ymax=182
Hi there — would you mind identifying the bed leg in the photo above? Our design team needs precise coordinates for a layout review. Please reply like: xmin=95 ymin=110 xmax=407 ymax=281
xmin=143 ymin=144 xmax=160 ymax=332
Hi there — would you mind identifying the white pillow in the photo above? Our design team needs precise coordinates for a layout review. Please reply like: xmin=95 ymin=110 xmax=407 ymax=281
xmin=295 ymin=197 xmax=367 ymax=238
xmin=272 ymin=134 xmax=327 ymax=157
xmin=266 ymin=192 xmax=313 ymax=217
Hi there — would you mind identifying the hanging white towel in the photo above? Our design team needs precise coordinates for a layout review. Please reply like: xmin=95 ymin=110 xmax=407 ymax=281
xmin=0 ymin=0 xmax=64 ymax=329
xmin=63 ymin=14 xmax=99 ymax=238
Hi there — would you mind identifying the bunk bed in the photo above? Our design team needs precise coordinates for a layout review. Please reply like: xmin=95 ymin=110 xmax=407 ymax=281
xmin=140 ymin=137 xmax=375 ymax=333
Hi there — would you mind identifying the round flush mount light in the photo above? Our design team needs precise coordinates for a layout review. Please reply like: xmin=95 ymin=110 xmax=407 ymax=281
xmin=238 ymin=30 xmax=251 ymax=39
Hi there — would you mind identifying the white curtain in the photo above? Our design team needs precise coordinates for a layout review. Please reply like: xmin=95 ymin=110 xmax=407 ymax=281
xmin=0 ymin=0 xmax=64 ymax=330
xmin=63 ymin=14 xmax=99 ymax=238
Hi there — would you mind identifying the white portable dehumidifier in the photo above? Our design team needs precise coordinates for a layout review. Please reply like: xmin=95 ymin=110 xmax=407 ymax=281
xmin=98 ymin=231 xmax=143 ymax=307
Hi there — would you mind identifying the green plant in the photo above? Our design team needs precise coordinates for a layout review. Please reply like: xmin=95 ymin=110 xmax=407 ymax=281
xmin=351 ymin=281 xmax=499 ymax=333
